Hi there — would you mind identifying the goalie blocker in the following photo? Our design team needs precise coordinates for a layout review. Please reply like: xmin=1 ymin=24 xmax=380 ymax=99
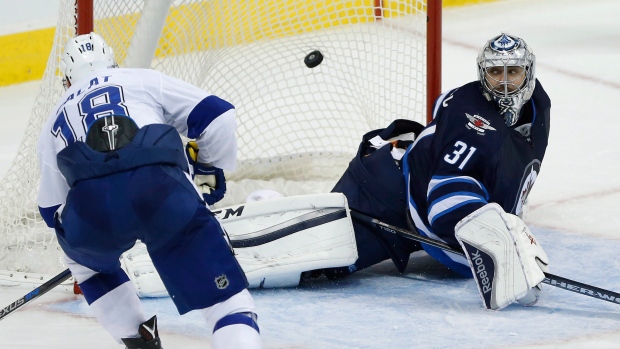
xmin=121 ymin=193 xmax=358 ymax=297
xmin=455 ymin=203 xmax=549 ymax=310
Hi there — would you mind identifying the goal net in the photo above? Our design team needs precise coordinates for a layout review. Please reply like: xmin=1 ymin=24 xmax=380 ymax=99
xmin=0 ymin=0 xmax=439 ymax=284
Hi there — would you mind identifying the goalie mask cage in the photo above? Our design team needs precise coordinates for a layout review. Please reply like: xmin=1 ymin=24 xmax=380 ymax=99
xmin=0 ymin=0 xmax=441 ymax=284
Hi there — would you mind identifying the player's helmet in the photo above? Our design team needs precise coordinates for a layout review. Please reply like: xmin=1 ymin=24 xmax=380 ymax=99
xmin=59 ymin=32 xmax=117 ymax=88
xmin=477 ymin=33 xmax=536 ymax=126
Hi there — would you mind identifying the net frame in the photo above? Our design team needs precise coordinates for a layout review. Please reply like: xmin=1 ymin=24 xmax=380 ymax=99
xmin=0 ymin=0 xmax=442 ymax=284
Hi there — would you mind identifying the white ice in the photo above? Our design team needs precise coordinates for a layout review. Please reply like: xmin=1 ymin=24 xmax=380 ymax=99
xmin=1 ymin=0 xmax=620 ymax=348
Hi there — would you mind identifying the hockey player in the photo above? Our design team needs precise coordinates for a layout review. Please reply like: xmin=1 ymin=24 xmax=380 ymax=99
xmin=332 ymin=33 xmax=551 ymax=310
xmin=36 ymin=33 xmax=261 ymax=348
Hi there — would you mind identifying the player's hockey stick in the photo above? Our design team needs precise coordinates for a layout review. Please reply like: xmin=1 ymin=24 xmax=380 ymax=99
xmin=0 ymin=268 xmax=72 ymax=322
xmin=349 ymin=209 xmax=620 ymax=306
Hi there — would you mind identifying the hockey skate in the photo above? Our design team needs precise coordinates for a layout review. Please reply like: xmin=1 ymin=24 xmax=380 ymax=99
xmin=121 ymin=316 xmax=163 ymax=349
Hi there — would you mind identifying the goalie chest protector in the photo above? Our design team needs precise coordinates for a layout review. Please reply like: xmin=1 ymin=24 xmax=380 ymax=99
xmin=331 ymin=119 xmax=425 ymax=273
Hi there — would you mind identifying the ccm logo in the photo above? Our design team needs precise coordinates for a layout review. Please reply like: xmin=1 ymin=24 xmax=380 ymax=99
xmin=213 ymin=206 xmax=245 ymax=220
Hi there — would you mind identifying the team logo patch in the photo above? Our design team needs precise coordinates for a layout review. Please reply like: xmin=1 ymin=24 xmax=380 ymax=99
xmin=215 ymin=274 xmax=229 ymax=289
xmin=465 ymin=113 xmax=496 ymax=135
xmin=490 ymin=34 xmax=520 ymax=52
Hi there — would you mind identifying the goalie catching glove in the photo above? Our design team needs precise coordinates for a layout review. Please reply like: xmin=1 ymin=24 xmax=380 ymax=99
xmin=185 ymin=141 xmax=226 ymax=205
xmin=455 ymin=203 xmax=549 ymax=310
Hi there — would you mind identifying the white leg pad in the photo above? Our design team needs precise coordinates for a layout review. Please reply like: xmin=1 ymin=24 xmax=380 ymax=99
xmin=220 ymin=193 xmax=358 ymax=288
xmin=121 ymin=193 xmax=358 ymax=296
xmin=120 ymin=241 xmax=168 ymax=298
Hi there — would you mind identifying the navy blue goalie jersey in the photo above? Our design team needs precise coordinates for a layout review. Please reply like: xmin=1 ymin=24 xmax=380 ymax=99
xmin=404 ymin=80 xmax=550 ymax=276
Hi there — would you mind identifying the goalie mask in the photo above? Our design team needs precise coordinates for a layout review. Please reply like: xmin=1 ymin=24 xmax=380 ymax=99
xmin=60 ymin=32 xmax=117 ymax=88
xmin=477 ymin=33 xmax=536 ymax=127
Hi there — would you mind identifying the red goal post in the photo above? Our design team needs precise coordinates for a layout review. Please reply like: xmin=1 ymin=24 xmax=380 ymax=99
xmin=0 ymin=0 xmax=442 ymax=284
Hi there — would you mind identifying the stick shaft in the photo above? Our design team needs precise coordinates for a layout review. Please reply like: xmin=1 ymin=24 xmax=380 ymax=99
xmin=349 ymin=210 xmax=620 ymax=305
xmin=0 ymin=268 xmax=72 ymax=321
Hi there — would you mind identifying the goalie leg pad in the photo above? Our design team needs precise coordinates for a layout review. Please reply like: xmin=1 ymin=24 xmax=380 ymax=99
xmin=121 ymin=241 xmax=168 ymax=298
xmin=222 ymin=193 xmax=358 ymax=288
xmin=121 ymin=193 xmax=358 ymax=296
xmin=455 ymin=203 xmax=549 ymax=310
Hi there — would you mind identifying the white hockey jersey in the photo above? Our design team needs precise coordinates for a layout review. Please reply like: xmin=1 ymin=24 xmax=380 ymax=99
xmin=37 ymin=68 xmax=237 ymax=211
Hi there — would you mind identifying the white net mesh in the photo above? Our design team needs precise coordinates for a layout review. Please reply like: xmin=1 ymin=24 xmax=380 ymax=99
xmin=0 ymin=0 xmax=430 ymax=282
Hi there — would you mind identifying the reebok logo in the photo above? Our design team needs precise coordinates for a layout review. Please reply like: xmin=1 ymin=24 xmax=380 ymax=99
xmin=470 ymin=249 xmax=492 ymax=294
xmin=462 ymin=242 xmax=495 ymax=309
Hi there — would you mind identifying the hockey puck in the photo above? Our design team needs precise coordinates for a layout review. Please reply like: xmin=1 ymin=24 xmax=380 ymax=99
xmin=304 ymin=50 xmax=323 ymax=68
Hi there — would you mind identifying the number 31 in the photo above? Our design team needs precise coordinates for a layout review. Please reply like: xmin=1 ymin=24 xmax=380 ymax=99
xmin=444 ymin=141 xmax=476 ymax=170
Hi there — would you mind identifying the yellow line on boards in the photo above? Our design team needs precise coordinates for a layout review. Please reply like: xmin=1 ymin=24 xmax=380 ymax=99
xmin=0 ymin=0 xmax=496 ymax=87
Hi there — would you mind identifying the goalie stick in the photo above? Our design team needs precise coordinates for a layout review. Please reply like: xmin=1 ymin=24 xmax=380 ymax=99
xmin=0 ymin=268 xmax=72 ymax=322
xmin=349 ymin=209 xmax=620 ymax=307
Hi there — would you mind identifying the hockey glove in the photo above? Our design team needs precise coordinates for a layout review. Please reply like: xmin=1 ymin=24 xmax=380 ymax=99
xmin=185 ymin=141 xmax=227 ymax=205
xmin=455 ymin=203 xmax=549 ymax=310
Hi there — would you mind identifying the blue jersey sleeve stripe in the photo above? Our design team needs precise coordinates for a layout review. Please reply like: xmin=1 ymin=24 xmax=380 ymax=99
xmin=187 ymin=95 xmax=234 ymax=139
xmin=428 ymin=196 xmax=487 ymax=225
xmin=429 ymin=175 xmax=481 ymax=192
xmin=428 ymin=175 xmax=489 ymax=200
xmin=408 ymin=199 xmax=473 ymax=277
xmin=408 ymin=200 xmax=442 ymax=241
xmin=428 ymin=191 xmax=487 ymax=211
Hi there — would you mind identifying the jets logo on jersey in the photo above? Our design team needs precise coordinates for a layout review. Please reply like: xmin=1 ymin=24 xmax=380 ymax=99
xmin=512 ymin=160 xmax=541 ymax=217
xmin=465 ymin=113 xmax=496 ymax=135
